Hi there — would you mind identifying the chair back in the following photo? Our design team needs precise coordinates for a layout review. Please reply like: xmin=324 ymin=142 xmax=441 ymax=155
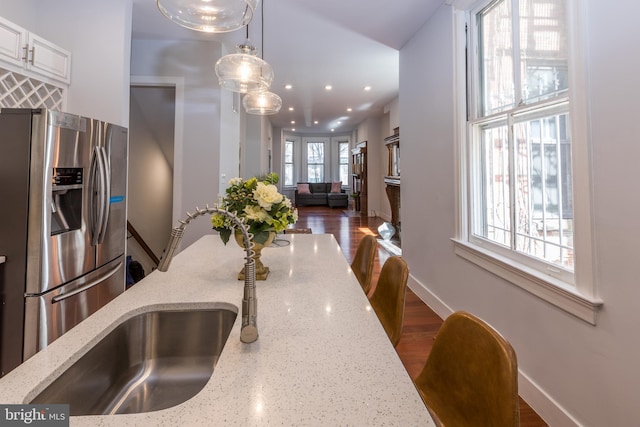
xmin=369 ymin=256 xmax=408 ymax=347
xmin=350 ymin=235 xmax=377 ymax=294
xmin=415 ymin=311 xmax=520 ymax=427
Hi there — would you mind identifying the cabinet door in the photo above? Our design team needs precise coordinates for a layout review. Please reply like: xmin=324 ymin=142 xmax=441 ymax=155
xmin=0 ymin=16 xmax=27 ymax=68
xmin=26 ymin=32 xmax=71 ymax=84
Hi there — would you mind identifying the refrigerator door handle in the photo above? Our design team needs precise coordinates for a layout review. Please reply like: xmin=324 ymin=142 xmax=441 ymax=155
xmin=89 ymin=147 xmax=102 ymax=245
xmin=96 ymin=146 xmax=110 ymax=244
xmin=51 ymin=261 xmax=122 ymax=303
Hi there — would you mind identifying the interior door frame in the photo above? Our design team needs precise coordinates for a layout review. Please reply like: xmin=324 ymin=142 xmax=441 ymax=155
xmin=130 ymin=75 xmax=184 ymax=227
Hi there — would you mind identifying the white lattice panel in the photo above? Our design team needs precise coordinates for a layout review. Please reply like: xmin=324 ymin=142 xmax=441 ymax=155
xmin=0 ymin=67 xmax=64 ymax=110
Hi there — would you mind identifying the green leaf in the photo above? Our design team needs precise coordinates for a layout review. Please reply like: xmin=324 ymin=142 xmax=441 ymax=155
xmin=253 ymin=230 xmax=273 ymax=245
xmin=219 ymin=229 xmax=231 ymax=245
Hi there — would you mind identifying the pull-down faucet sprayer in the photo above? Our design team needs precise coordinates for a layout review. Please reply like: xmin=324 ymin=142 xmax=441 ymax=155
xmin=157 ymin=205 xmax=258 ymax=343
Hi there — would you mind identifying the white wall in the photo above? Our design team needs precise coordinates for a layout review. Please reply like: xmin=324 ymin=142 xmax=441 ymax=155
xmin=0 ymin=0 xmax=132 ymax=126
xmin=243 ymin=114 xmax=263 ymax=179
xmin=130 ymin=38 xmax=222 ymax=249
xmin=219 ymin=90 xmax=240 ymax=196
xmin=385 ymin=97 xmax=400 ymax=134
xmin=272 ymin=126 xmax=283 ymax=188
xmin=356 ymin=116 xmax=385 ymax=217
xmin=400 ymin=2 xmax=640 ymax=426
xmin=263 ymin=117 xmax=273 ymax=175
xmin=0 ymin=3 xmax=37 ymax=29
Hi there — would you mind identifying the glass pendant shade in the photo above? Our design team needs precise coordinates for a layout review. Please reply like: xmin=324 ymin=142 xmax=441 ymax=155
xmin=215 ymin=41 xmax=274 ymax=93
xmin=243 ymin=90 xmax=282 ymax=115
xmin=156 ymin=0 xmax=259 ymax=33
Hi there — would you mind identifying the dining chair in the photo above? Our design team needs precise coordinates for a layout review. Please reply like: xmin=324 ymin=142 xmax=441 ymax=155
xmin=368 ymin=255 xmax=408 ymax=347
xmin=350 ymin=234 xmax=378 ymax=294
xmin=414 ymin=311 xmax=520 ymax=427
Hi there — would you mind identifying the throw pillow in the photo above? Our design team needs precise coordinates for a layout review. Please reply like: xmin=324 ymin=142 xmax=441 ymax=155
xmin=330 ymin=182 xmax=342 ymax=193
xmin=297 ymin=183 xmax=311 ymax=194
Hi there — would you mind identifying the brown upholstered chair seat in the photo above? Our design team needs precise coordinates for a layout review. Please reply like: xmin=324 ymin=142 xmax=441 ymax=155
xmin=414 ymin=311 xmax=520 ymax=427
xmin=369 ymin=255 xmax=408 ymax=347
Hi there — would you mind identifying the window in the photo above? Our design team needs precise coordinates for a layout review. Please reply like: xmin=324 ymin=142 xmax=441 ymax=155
xmin=307 ymin=141 xmax=324 ymax=182
xmin=284 ymin=139 xmax=294 ymax=186
xmin=472 ymin=104 xmax=574 ymax=273
xmin=339 ymin=141 xmax=349 ymax=185
xmin=470 ymin=0 xmax=571 ymax=273
xmin=284 ymin=135 xmax=348 ymax=185
xmin=454 ymin=0 xmax=601 ymax=323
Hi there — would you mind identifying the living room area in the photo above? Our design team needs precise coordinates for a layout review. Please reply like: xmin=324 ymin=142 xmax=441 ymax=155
xmin=280 ymin=125 xmax=403 ymax=253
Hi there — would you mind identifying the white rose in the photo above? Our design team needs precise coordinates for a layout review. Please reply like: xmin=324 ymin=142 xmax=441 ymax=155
xmin=243 ymin=205 xmax=269 ymax=222
xmin=253 ymin=182 xmax=283 ymax=210
xmin=228 ymin=177 xmax=242 ymax=186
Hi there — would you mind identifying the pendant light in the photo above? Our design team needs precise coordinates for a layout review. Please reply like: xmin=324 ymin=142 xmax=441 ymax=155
xmin=243 ymin=90 xmax=282 ymax=115
xmin=156 ymin=0 xmax=259 ymax=33
xmin=242 ymin=0 xmax=282 ymax=115
xmin=215 ymin=29 xmax=274 ymax=93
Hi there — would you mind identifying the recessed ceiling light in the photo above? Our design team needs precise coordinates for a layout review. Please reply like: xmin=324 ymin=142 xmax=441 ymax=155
xmin=363 ymin=86 xmax=372 ymax=91
xmin=314 ymin=120 xmax=319 ymax=124
xmin=284 ymin=84 xmax=293 ymax=89
xmin=331 ymin=128 xmax=335 ymax=132
xmin=325 ymin=85 xmax=332 ymax=90
xmin=336 ymin=121 xmax=342 ymax=125
xmin=288 ymin=107 xmax=294 ymax=111
xmin=291 ymin=120 xmax=295 ymax=124
xmin=347 ymin=107 xmax=352 ymax=112
xmin=291 ymin=128 xmax=296 ymax=132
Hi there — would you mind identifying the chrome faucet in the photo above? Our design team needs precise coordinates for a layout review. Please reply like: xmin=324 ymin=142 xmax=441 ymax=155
xmin=157 ymin=205 xmax=258 ymax=343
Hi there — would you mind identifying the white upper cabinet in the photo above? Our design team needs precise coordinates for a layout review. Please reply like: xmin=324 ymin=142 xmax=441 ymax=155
xmin=0 ymin=16 xmax=71 ymax=84
xmin=25 ymin=33 xmax=71 ymax=84
xmin=0 ymin=15 xmax=24 ymax=67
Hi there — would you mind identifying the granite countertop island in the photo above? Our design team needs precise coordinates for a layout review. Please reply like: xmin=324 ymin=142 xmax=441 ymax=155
xmin=0 ymin=234 xmax=434 ymax=426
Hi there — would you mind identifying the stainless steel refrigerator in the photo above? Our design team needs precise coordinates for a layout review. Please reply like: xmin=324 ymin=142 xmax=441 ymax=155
xmin=0 ymin=108 xmax=128 ymax=376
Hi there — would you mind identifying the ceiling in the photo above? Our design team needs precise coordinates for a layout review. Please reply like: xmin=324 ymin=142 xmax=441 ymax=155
xmin=131 ymin=0 xmax=444 ymax=134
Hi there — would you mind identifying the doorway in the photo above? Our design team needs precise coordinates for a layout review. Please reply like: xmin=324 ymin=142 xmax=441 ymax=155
xmin=127 ymin=84 xmax=176 ymax=276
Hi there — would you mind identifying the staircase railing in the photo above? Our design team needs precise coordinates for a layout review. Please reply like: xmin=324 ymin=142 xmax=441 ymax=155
xmin=127 ymin=221 xmax=160 ymax=266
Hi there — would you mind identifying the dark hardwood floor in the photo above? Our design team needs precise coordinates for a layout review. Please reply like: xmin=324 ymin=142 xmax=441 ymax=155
xmin=292 ymin=206 xmax=548 ymax=427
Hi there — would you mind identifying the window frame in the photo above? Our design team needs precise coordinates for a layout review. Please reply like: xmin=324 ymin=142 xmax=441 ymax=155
xmin=451 ymin=0 xmax=602 ymax=324
xmin=284 ymin=134 xmax=351 ymax=186
xmin=306 ymin=140 xmax=325 ymax=183
xmin=283 ymin=139 xmax=295 ymax=186
xmin=338 ymin=140 xmax=350 ymax=186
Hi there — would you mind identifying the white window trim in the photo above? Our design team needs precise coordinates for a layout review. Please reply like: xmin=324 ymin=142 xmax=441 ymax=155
xmin=283 ymin=138 xmax=295 ymax=187
xmin=450 ymin=0 xmax=602 ymax=324
xmin=303 ymin=137 xmax=328 ymax=182
xmin=332 ymin=136 xmax=351 ymax=187
xmin=282 ymin=134 xmax=301 ymax=187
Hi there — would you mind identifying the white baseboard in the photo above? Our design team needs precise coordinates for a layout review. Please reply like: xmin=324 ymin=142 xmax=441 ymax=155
xmin=376 ymin=211 xmax=392 ymax=222
xmin=407 ymin=274 xmax=581 ymax=427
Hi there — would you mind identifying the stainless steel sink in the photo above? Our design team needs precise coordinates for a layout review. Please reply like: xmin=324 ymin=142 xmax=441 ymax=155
xmin=30 ymin=307 xmax=237 ymax=415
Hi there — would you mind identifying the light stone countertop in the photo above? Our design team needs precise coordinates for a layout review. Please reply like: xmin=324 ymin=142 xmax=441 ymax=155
xmin=0 ymin=234 xmax=434 ymax=426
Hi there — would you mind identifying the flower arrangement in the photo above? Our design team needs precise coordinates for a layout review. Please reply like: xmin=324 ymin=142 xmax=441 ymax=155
xmin=211 ymin=173 xmax=298 ymax=245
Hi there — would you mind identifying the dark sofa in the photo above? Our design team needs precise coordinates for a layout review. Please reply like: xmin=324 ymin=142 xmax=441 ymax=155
xmin=295 ymin=182 xmax=349 ymax=208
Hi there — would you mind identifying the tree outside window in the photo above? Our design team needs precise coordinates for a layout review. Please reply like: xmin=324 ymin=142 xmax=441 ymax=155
xmin=307 ymin=141 xmax=324 ymax=182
